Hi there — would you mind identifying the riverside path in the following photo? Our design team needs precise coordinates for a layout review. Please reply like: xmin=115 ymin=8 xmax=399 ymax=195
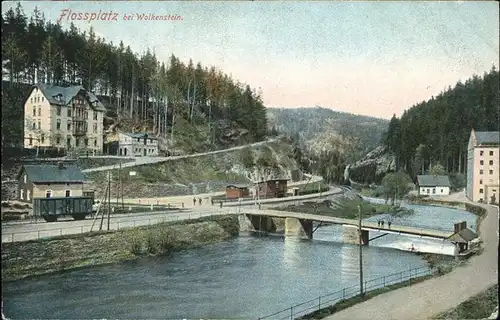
xmin=323 ymin=192 xmax=499 ymax=320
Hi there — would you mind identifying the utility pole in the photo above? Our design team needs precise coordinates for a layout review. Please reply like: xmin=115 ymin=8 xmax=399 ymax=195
xmin=358 ymin=204 xmax=364 ymax=296
xmin=107 ymin=170 xmax=111 ymax=230
xmin=120 ymin=161 xmax=124 ymax=209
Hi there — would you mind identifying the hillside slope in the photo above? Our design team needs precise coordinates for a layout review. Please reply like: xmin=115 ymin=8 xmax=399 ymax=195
xmin=267 ymin=107 xmax=388 ymax=162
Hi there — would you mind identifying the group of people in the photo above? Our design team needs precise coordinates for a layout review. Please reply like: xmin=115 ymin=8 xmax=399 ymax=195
xmin=377 ymin=219 xmax=392 ymax=228
xmin=192 ymin=197 xmax=202 ymax=206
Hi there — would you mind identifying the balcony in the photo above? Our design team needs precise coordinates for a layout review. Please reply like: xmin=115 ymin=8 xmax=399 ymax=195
xmin=72 ymin=122 xmax=87 ymax=136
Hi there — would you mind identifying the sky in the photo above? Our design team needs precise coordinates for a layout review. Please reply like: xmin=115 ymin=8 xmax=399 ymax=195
xmin=2 ymin=1 xmax=499 ymax=119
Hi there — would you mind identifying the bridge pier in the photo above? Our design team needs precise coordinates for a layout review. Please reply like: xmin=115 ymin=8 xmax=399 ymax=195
xmin=285 ymin=217 xmax=313 ymax=239
xmin=240 ymin=214 xmax=277 ymax=233
xmin=343 ymin=226 xmax=369 ymax=245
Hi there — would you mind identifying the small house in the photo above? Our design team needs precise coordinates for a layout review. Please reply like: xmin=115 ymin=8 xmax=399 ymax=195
xmin=256 ymin=178 xmax=289 ymax=198
xmin=225 ymin=184 xmax=250 ymax=200
xmin=416 ymin=175 xmax=451 ymax=196
xmin=16 ymin=163 xmax=85 ymax=203
xmin=448 ymin=228 xmax=478 ymax=253
xmin=109 ymin=132 xmax=159 ymax=157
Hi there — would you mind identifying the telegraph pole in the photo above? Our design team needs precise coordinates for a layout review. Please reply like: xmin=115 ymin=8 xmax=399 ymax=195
xmin=358 ymin=204 xmax=364 ymax=296
xmin=120 ymin=161 xmax=124 ymax=209
xmin=107 ymin=170 xmax=111 ymax=231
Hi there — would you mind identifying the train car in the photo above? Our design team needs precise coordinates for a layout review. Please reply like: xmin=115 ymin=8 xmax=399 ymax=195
xmin=33 ymin=196 xmax=94 ymax=222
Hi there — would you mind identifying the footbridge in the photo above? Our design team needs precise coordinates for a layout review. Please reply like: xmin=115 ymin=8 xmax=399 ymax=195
xmin=240 ymin=208 xmax=452 ymax=244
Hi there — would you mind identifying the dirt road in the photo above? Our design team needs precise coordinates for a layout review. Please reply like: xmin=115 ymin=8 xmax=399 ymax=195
xmin=324 ymin=193 xmax=499 ymax=320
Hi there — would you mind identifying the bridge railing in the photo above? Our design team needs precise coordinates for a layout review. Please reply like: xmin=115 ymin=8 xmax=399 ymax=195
xmin=257 ymin=265 xmax=432 ymax=320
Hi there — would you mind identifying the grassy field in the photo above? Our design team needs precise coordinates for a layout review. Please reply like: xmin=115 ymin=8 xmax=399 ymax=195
xmin=432 ymin=284 xmax=498 ymax=319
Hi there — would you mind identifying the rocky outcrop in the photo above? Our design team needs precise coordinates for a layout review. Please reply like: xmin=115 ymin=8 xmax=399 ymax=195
xmin=348 ymin=145 xmax=396 ymax=184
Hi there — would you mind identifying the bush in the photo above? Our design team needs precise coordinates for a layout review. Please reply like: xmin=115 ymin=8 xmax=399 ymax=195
xmin=127 ymin=231 xmax=143 ymax=255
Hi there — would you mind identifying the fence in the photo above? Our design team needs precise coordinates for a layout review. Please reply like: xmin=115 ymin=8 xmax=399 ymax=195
xmin=2 ymin=208 xmax=236 ymax=243
xmin=258 ymin=265 xmax=432 ymax=320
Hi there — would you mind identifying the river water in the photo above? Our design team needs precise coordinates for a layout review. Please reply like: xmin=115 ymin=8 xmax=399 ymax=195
xmin=3 ymin=202 xmax=476 ymax=319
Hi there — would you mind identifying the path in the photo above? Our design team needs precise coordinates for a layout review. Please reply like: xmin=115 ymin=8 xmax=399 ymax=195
xmin=324 ymin=192 xmax=499 ymax=320
xmin=82 ymin=139 xmax=276 ymax=173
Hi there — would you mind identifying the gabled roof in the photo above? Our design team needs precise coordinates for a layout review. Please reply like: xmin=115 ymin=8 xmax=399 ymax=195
xmin=447 ymin=228 xmax=478 ymax=243
xmin=475 ymin=131 xmax=500 ymax=146
xmin=35 ymin=84 xmax=106 ymax=112
xmin=226 ymin=184 xmax=249 ymax=189
xmin=17 ymin=164 xmax=85 ymax=183
xmin=417 ymin=175 xmax=451 ymax=187
xmin=120 ymin=132 xmax=157 ymax=140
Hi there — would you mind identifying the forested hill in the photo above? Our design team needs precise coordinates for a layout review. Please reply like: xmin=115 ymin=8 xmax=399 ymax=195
xmin=267 ymin=107 xmax=389 ymax=162
xmin=383 ymin=67 xmax=499 ymax=176
xmin=1 ymin=4 xmax=267 ymax=154
xmin=349 ymin=67 xmax=499 ymax=184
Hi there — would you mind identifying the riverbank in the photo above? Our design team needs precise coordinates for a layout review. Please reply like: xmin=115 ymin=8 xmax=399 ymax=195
xmin=299 ymin=198 xmax=490 ymax=320
xmin=432 ymin=284 xmax=498 ymax=319
xmin=1 ymin=215 xmax=239 ymax=282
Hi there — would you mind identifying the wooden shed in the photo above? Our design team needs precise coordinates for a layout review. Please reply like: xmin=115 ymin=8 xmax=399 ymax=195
xmin=226 ymin=184 xmax=250 ymax=199
xmin=256 ymin=178 xmax=289 ymax=198
xmin=448 ymin=228 xmax=478 ymax=253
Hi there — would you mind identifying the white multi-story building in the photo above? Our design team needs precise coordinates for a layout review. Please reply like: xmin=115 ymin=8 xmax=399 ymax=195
xmin=23 ymin=84 xmax=106 ymax=155
xmin=466 ymin=129 xmax=500 ymax=204
xmin=116 ymin=132 xmax=159 ymax=157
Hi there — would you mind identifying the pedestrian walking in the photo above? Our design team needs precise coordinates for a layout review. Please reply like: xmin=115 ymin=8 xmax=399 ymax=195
xmin=388 ymin=220 xmax=392 ymax=228
xmin=211 ymin=198 xmax=214 ymax=206
xmin=381 ymin=220 xmax=384 ymax=227
xmin=377 ymin=220 xmax=380 ymax=227
xmin=220 ymin=201 xmax=223 ymax=208
xmin=193 ymin=197 xmax=196 ymax=206
xmin=199 ymin=197 xmax=202 ymax=205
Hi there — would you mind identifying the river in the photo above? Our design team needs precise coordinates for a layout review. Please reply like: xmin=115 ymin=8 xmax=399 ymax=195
xmin=3 ymin=202 xmax=477 ymax=319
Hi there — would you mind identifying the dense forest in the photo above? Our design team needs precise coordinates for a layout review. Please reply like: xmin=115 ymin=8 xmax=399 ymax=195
xmin=383 ymin=67 xmax=499 ymax=178
xmin=1 ymin=3 xmax=268 ymax=153
xmin=268 ymin=107 xmax=389 ymax=162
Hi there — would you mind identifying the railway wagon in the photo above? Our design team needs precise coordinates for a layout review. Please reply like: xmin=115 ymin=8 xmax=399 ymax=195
xmin=33 ymin=196 xmax=94 ymax=222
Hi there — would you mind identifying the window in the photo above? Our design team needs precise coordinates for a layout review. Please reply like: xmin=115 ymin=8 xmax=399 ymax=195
xmin=490 ymin=151 xmax=494 ymax=156
xmin=46 ymin=190 xmax=52 ymax=198
xmin=480 ymin=151 xmax=484 ymax=156
xmin=67 ymin=121 xmax=71 ymax=131
xmin=32 ymin=106 xmax=36 ymax=116
xmin=56 ymin=119 xmax=61 ymax=130
xmin=23 ymin=174 xmax=27 ymax=183
xmin=32 ymin=122 xmax=36 ymax=130
xmin=432 ymin=188 xmax=436 ymax=194
xmin=57 ymin=106 xmax=61 ymax=116
xmin=41 ymin=96 xmax=44 ymax=102
xmin=149 ymin=139 xmax=153 ymax=144
xmin=37 ymin=121 xmax=41 ymax=129
xmin=480 ymin=160 xmax=484 ymax=165
xmin=65 ymin=190 xmax=71 ymax=197
xmin=67 ymin=108 xmax=72 ymax=117
xmin=93 ymin=111 xmax=98 ymax=120
xmin=479 ymin=188 xmax=484 ymax=194
xmin=480 ymin=179 xmax=483 ymax=184
xmin=489 ymin=160 xmax=493 ymax=165
xmin=67 ymin=137 xmax=71 ymax=147
xmin=41 ymin=134 xmax=45 ymax=144
xmin=30 ymin=98 xmax=33 ymax=103
xmin=38 ymin=107 xmax=41 ymax=116
xmin=490 ymin=170 xmax=494 ymax=175
xmin=84 ymin=138 xmax=88 ymax=146
xmin=480 ymin=169 xmax=484 ymax=174
xmin=76 ymin=138 xmax=80 ymax=147
xmin=93 ymin=123 xmax=97 ymax=133
xmin=94 ymin=139 xmax=97 ymax=147
xmin=29 ymin=135 xmax=33 ymax=145
xmin=56 ymin=137 xmax=60 ymax=144
xmin=137 ymin=138 xmax=140 ymax=143
xmin=440 ymin=189 xmax=443 ymax=193
xmin=20 ymin=189 xmax=24 ymax=200
xmin=27 ymin=190 xmax=31 ymax=201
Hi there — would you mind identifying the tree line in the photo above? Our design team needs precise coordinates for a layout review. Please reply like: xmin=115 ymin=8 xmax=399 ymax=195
xmin=383 ymin=67 xmax=499 ymax=179
xmin=1 ymin=3 xmax=268 ymax=151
